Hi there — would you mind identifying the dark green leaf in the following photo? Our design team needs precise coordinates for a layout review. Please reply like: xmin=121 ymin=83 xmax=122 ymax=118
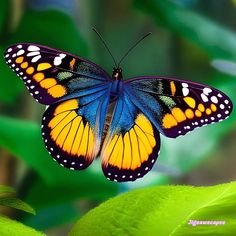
xmin=0 ymin=197 xmax=35 ymax=215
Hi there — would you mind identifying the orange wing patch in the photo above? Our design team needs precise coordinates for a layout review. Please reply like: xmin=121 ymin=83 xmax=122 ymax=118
xmin=162 ymin=96 xmax=219 ymax=129
xmin=102 ymin=114 xmax=156 ymax=171
xmin=14 ymin=54 xmax=67 ymax=99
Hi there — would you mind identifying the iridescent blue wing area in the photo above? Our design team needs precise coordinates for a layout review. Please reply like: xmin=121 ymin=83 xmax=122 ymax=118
xmin=125 ymin=76 xmax=233 ymax=138
xmin=42 ymin=84 xmax=110 ymax=169
xmin=4 ymin=43 xmax=111 ymax=104
xmin=100 ymin=87 xmax=160 ymax=182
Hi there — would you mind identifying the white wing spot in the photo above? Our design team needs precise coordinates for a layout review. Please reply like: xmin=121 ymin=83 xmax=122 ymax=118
xmin=32 ymin=55 xmax=41 ymax=62
xmin=27 ymin=51 xmax=40 ymax=57
xmin=201 ymin=93 xmax=209 ymax=102
xmin=28 ymin=45 xmax=40 ymax=51
xmin=182 ymin=88 xmax=189 ymax=96
xmin=210 ymin=96 xmax=218 ymax=104
xmin=17 ymin=49 xmax=25 ymax=56
xmin=203 ymin=87 xmax=212 ymax=95
xmin=220 ymin=104 xmax=225 ymax=109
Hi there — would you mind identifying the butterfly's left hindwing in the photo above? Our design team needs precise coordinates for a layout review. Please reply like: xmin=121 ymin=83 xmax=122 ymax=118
xmin=101 ymin=90 xmax=160 ymax=182
xmin=42 ymin=85 xmax=110 ymax=169
xmin=126 ymin=77 xmax=233 ymax=138
xmin=4 ymin=43 xmax=110 ymax=104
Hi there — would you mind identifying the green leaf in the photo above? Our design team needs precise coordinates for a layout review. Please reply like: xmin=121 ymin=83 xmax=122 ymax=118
xmin=0 ymin=197 xmax=35 ymax=215
xmin=0 ymin=216 xmax=46 ymax=236
xmin=135 ymin=0 xmax=236 ymax=60
xmin=69 ymin=181 xmax=236 ymax=236
xmin=0 ymin=185 xmax=15 ymax=194
xmin=10 ymin=9 xmax=88 ymax=56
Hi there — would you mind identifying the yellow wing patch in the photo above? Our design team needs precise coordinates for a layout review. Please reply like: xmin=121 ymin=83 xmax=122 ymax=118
xmin=102 ymin=114 xmax=156 ymax=170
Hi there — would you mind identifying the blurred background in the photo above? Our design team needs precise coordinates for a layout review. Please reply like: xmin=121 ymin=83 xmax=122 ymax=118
xmin=0 ymin=0 xmax=236 ymax=235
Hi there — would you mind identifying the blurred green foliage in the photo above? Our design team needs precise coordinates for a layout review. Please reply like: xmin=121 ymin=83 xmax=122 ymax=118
xmin=0 ymin=0 xmax=235 ymax=235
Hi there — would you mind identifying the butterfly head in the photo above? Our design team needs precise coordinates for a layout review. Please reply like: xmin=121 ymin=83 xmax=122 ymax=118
xmin=112 ymin=67 xmax=123 ymax=80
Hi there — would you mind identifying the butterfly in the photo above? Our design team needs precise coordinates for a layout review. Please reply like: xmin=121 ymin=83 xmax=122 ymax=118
xmin=4 ymin=38 xmax=233 ymax=182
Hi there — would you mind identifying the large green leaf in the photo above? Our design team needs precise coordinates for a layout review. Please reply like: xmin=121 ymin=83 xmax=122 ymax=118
xmin=69 ymin=181 xmax=236 ymax=236
xmin=0 ymin=216 xmax=45 ymax=236
xmin=135 ymin=0 xmax=236 ymax=60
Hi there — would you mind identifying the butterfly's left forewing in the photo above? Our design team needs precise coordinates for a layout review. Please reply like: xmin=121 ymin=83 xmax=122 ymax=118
xmin=4 ymin=43 xmax=110 ymax=104
xmin=125 ymin=77 xmax=233 ymax=138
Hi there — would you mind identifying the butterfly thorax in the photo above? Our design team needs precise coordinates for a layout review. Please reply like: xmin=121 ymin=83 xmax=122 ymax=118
xmin=112 ymin=68 xmax=122 ymax=80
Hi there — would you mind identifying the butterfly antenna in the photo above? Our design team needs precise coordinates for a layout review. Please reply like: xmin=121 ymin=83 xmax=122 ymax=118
xmin=118 ymin=32 xmax=152 ymax=67
xmin=92 ymin=27 xmax=118 ymax=68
